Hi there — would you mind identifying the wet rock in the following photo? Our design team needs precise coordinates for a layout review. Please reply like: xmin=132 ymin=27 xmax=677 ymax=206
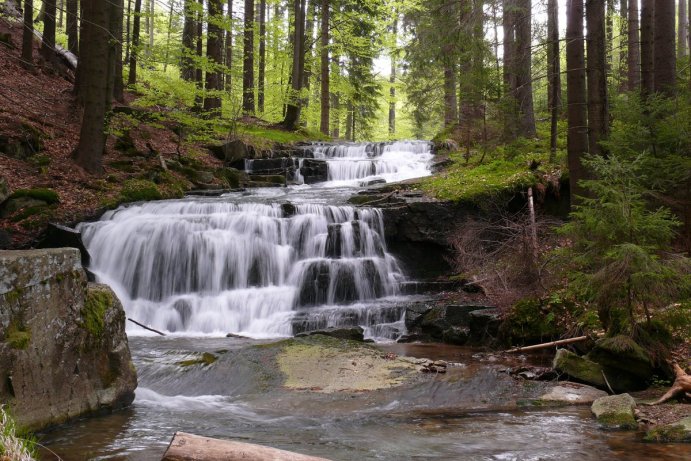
xmin=553 ymin=349 xmax=607 ymax=389
xmin=467 ymin=308 xmax=501 ymax=341
xmin=644 ymin=416 xmax=691 ymax=443
xmin=37 ymin=223 xmax=91 ymax=267
xmin=509 ymin=366 xmax=558 ymax=381
xmin=591 ymin=394 xmax=638 ymax=430
xmin=538 ymin=383 xmax=608 ymax=405
xmin=300 ymin=159 xmax=328 ymax=184
xmin=586 ymin=336 xmax=653 ymax=391
xmin=0 ymin=249 xmax=137 ymax=430
xmin=295 ymin=326 xmax=365 ymax=342
xmin=359 ymin=178 xmax=387 ymax=187
xmin=207 ymin=139 xmax=249 ymax=164
xmin=403 ymin=303 xmax=432 ymax=330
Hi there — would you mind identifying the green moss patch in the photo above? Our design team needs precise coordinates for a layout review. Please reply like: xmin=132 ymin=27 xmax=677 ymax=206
xmin=8 ymin=188 xmax=59 ymax=205
xmin=5 ymin=323 xmax=31 ymax=350
xmin=178 ymin=352 xmax=218 ymax=367
xmin=81 ymin=288 xmax=113 ymax=338
xmin=119 ymin=179 xmax=163 ymax=203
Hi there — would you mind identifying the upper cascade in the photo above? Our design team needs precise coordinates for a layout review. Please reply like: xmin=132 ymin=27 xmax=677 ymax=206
xmin=79 ymin=199 xmax=406 ymax=338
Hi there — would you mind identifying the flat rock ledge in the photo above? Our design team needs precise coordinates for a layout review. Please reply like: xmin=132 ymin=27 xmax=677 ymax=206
xmin=162 ymin=432 xmax=331 ymax=461
xmin=537 ymin=382 xmax=608 ymax=405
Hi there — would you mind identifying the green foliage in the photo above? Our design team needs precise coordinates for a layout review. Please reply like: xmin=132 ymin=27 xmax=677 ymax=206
xmin=81 ymin=289 xmax=113 ymax=338
xmin=0 ymin=405 xmax=37 ymax=460
xmin=120 ymin=179 xmax=163 ymax=203
xmin=5 ymin=322 xmax=30 ymax=350
xmin=8 ymin=188 xmax=59 ymax=205
xmin=558 ymin=152 xmax=691 ymax=335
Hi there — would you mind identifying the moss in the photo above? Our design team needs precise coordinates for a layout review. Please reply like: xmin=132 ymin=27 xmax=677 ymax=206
xmin=119 ymin=179 xmax=162 ymax=203
xmin=177 ymin=352 xmax=218 ymax=367
xmin=3 ymin=289 xmax=22 ymax=305
xmin=81 ymin=288 xmax=113 ymax=338
xmin=5 ymin=323 xmax=31 ymax=350
xmin=107 ymin=160 xmax=137 ymax=173
xmin=216 ymin=168 xmax=243 ymax=188
xmin=8 ymin=188 xmax=59 ymax=205
xmin=500 ymin=298 xmax=562 ymax=346
xmin=596 ymin=413 xmax=638 ymax=430
xmin=644 ymin=423 xmax=691 ymax=443
xmin=9 ymin=206 xmax=52 ymax=223
xmin=27 ymin=154 xmax=51 ymax=167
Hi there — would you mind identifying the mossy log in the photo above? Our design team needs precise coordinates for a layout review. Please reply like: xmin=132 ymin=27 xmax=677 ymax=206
xmin=161 ymin=432 xmax=331 ymax=461
xmin=647 ymin=364 xmax=691 ymax=405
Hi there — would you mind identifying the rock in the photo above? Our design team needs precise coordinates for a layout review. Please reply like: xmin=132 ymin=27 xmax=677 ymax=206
xmin=37 ymin=223 xmax=91 ymax=267
xmin=295 ymin=326 xmax=365 ymax=342
xmin=0 ymin=188 xmax=59 ymax=218
xmin=207 ymin=139 xmax=249 ymax=164
xmin=538 ymin=383 xmax=608 ymax=405
xmin=586 ymin=336 xmax=653 ymax=391
xmin=467 ymin=308 xmax=501 ymax=340
xmin=553 ymin=349 xmax=607 ymax=389
xmin=162 ymin=431 xmax=332 ymax=461
xmin=299 ymin=159 xmax=328 ymax=184
xmin=195 ymin=170 xmax=215 ymax=184
xmin=644 ymin=416 xmax=691 ymax=443
xmin=359 ymin=177 xmax=387 ymax=187
xmin=0 ymin=124 xmax=43 ymax=160
xmin=591 ymin=394 xmax=638 ymax=430
xmin=0 ymin=249 xmax=137 ymax=430
xmin=403 ymin=303 xmax=432 ymax=330
xmin=0 ymin=176 xmax=8 ymax=204
xmin=417 ymin=304 xmax=480 ymax=344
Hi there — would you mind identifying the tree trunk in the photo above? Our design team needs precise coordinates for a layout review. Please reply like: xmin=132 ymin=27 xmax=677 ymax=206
xmin=566 ymin=0 xmax=589 ymax=200
xmin=618 ymin=0 xmax=628 ymax=91
xmin=319 ymin=0 xmax=329 ymax=135
xmin=58 ymin=0 xmax=63 ymax=27
xmin=547 ymin=0 xmax=560 ymax=159
xmin=443 ymin=59 xmax=458 ymax=128
xmin=21 ymin=0 xmax=33 ymax=68
xmin=345 ymin=100 xmax=353 ymax=140
xmin=73 ymin=0 xmax=113 ymax=174
xmin=125 ymin=0 xmax=132 ymax=63
xmin=181 ymin=0 xmax=196 ymax=81
xmin=163 ymin=2 xmax=175 ymax=72
xmin=605 ymin=0 xmax=614 ymax=77
xmin=258 ymin=0 xmax=266 ymax=113
xmin=127 ymin=0 xmax=142 ymax=85
xmin=147 ymin=0 xmax=154 ymax=56
xmin=243 ymin=0 xmax=255 ymax=114
xmin=112 ymin=0 xmax=125 ymax=103
xmin=680 ymin=0 xmax=689 ymax=58
xmin=586 ymin=0 xmax=608 ymax=157
xmin=388 ymin=16 xmax=397 ymax=136
xmin=282 ymin=0 xmax=305 ymax=129
xmin=194 ymin=0 xmax=204 ymax=110
xmin=514 ymin=0 xmax=536 ymax=138
xmin=66 ymin=0 xmax=78 ymax=56
xmin=653 ymin=0 xmax=676 ymax=96
xmin=225 ymin=0 xmax=233 ymax=90
xmin=204 ymin=0 xmax=223 ymax=113
xmin=640 ymin=0 xmax=654 ymax=96
xmin=503 ymin=0 xmax=518 ymax=139
xmin=40 ymin=0 xmax=56 ymax=63
xmin=627 ymin=0 xmax=640 ymax=91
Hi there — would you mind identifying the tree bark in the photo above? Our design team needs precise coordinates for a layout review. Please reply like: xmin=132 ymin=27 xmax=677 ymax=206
xmin=127 ymin=0 xmax=142 ymax=85
xmin=112 ymin=0 xmax=125 ymax=103
xmin=547 ymin=0 xmax=560 ymax=159
xmin=627 ymin=0 xmax=640 ymax=91
xmin=653 ymin=0 xmax=676 ymax=96
xmin=618 ymin=0 xmax=628 ymax=90
xmin=282 ymin=0 xmax=305 ymax=129
xmin=204 ymin=0 xmax=223 ymax=113
xmin=181 ymin=0 xmax=196 ymax=81
xmin=443 ymin=58 xmax=458 ymax=128
xmin=195 ymin=0 xmax=204 ymax=88
xmin=125 ymin=0 xmax=132 ymax=63
xmin=73 ymin=0 xmax=112 ymax=174
xmin=242 ymin=0 xmax=255 ymax=114
xmin=640 ymin=0 xmax=654 ymax=96
xmin=225 ymin=0 xmax=233 ymax=90
xmin=258 ymin=0 xmax=266 ymax=113
xmin=503 ymin=0 xmax=517 ymax=138
xmin=680 ymin=0 xmax=689 ymax=58
xmin=66 ymin=0 xmax=78 ymax=56
xmin=566 ymin=0 xmax=589 ymax=200
xmin=147 ymin=0 xmax=154 ymax=56
xmin=40 ymin=0 xmax=56 ymax=63
xmin=389 ymin=15 xmax=397 ymax=136
xmin=647 ymin=364 xmax=691 ymax=405
xmin=514 ymin=0 xmax=536 ymax=138
xmin=586 ymin=0 xmax=609 ymax=157
xmin=319 ymin=0 xmax=330 ymax=135
xmin=21 ymin=0 xmax=33 ymax=68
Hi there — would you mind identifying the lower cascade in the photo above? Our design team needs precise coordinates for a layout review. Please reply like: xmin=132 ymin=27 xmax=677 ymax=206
xmin=80 ymin=199 xmax=407 ymax=338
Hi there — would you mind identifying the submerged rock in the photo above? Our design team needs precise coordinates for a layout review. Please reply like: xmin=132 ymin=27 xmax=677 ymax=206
xmin=553 ymin=349 xmax=607 ymax=389
xmin=0 ymin=249 xmax=137 ymax=430
xmin=295 ymin=327 xmax=365 ymax=342
xmin=591 ymin=394 xmax=638 ymax=430
xmin=538 ymin=383 xmax=608 ymax=405
xmin=644 ymin=416 xmax=691 ymax=443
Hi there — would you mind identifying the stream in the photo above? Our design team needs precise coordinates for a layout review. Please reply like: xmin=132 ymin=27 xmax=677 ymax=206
xmin=40 ymin=141 xmax=690 ymax=460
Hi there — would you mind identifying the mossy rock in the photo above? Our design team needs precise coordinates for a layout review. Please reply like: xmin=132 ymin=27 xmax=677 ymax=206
xmin=644 ymin=417 xmax=691 ymax=443
xmin=178 ymin=352 xmax=218 ymax=368
xmin=499 ymin=298 xmax=561 ymax=346
xmin=120 ymin=179 xmax=163 ymax=203
xmin=216 ymin=167 xmax=244 ymax=188
xmin=5 ymin=323 xmax=31 ymax=350
xmin=587 ymin=336 xmax=653 ymax=390
xmin=81 ymin=286 xmax=114 ymax=338
xmin=7 ymin=188 xmax=59 ymax=204
xmin=591 ymin=394 xmax=638 ymax=430
xmin=553 ymin=349 xmax=606 ymax=388
xmin=0 ymin=123 xmax=44 ymax=159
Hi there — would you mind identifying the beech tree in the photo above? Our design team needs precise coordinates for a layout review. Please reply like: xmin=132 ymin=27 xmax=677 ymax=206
xmin=258 ymin=0 xmax=267 ymax=113
xmin=204 ymin=0 xmax=224 ymax=112
xmin=282 ymin=0 xmax=306 ymax=129
xmin=242 ymin=0 xmax=255 ymax=114
xmin=181 ymin=0 xmax=196 ymax=81
xmin=225 ymin=0 xmax=233 ymax=90
xmin=320 ymin=0 xmax=330 ymax=135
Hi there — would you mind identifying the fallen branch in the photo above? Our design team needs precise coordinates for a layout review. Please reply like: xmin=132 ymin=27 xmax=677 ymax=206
xmin=504 ymin=335 xmax=589 ymax=353
xmin=645 ymin=364 xmax=691 ymax=405
xmin=127 ymin=318 xmax=166 ymax=336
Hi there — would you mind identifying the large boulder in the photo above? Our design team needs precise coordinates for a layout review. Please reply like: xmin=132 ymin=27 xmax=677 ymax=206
xmin=207 ymin=139 xmax=251 ymax=164
xmin=0 ymin=249 xmax=137 ymax=430
xmin=591 ymin=394 xmax=638 ymax=430
xmin=586 ymin=336 xmax=654 ymax=391
xmin=644 ymin=417 xmax=691 ymax=443
xmin=37 ymin=223 xmax=91 ymax=267
xmin=537 ymin=382 xmax=608 ymax=405
xmin=553 ymin=349 xmax=607 ymax=389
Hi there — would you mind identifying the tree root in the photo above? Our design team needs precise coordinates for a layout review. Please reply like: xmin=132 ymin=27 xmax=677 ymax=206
xmin=646 ymin=364 xmax=691 ymax=405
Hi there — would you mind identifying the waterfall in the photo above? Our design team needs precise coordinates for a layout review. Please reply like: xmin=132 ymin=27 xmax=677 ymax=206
xmin=80 ymin=200 xmax=406 ymax=338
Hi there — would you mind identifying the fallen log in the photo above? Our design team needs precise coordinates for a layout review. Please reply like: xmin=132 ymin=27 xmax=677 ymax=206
xmin=646 ymin=364 xmax=691 ymax=405
xmin=127 ymin=318 xmax=166 ymax=336
xmin=504 ymin=335 xmax=590 ymax=353
xmin=161 ymin=432 xmax=331 ymax=461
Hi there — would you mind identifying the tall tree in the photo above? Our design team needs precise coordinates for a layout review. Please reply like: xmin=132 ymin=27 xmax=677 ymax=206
xmin=680 ymin=0 xmax=689 ymax=58
xmin=66 ymin=0 xmax=78 ymax=56
xmin=514 ymin=0 xmax=536 ymax=137
xmin=547 ymin=0 xmax=561 ymax=159
xmin=21 ymin=0 xmax=33 ymax=68
xmin=40 ymin=0 xmax=56 ymax=63
xmin=389 ymin=13 xmax=397 ymax=136
xmin=586 ymin=0 xmax=608 ymax=157
xmin=258 ymin=0 xmax=266 ymax=113
xmin=319 ymin=0 xmax=330 ymax=135
xmin=73 ymin=0 xmax=113 ymax=174
xmin=128 ymin=0 xmax=142 ymax=85
xmin=112 ymin=0 xmax=125 ymax=103
xmin=242 ymin=0 xmax=255 ymax=114
xmin=627 ymin=0 xmax=640 ymax=91
xmin=618 ymin=0 xmax=628 ymax=90
xmin=282 ymin=0 xmax=306 ymax=129
xmin=181 ymin=0 xmax=196 ymax=81
xmin=503 ymin=0 xmax=517 ymax=138
xmin=204 ymin=0 xmax=224 ymax=112
xmin=653 ymin=0 xmax=676 ymax=96
xmin=640 ymin=0 xmax=654 ymax=95
xmin=225 ymin=0 xmax=233 ymax=90
xmin=566 ymin=0 xmax=589 ymax=200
